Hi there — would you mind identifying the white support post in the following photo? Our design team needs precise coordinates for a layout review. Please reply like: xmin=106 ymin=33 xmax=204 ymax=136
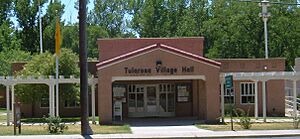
xmin=48 ymin=84 xmax=53 ymax=116
xmin=11 ymin=85 xmax=15 ymax=123
xmin=91 ymin=84 xmax=96 ymax=124
xmin=49 ymin=83 xmax=55 ymax=117
xmin=255 ymin=81 xmax=258 ymax=119
xmin=293 ymin=80 xmax=297 ymax=119
xmin=220 ymin=81 xmax=225 ymax=123
xmin=51 ymin=84 xmax=55 ymax=117
xmin=6 ymin=85 xmax=10 ymax=126
xmin=262 ymin=81 xmax=267 ymax=122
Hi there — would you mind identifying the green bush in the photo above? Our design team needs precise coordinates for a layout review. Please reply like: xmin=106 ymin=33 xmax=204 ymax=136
xmin=234 ymin=108 xmax=252 ymax=129
xmin=293 ymin=118 xmax=300 ymax=129
xmin=224 ymin=104 xmax=233 ymax=116
xmin=45 ymin=116 xmax=68 ymax=134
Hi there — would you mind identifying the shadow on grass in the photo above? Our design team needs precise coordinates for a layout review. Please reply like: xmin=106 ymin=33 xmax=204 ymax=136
xmin=21 ymin=116 xmax=101 ymax=123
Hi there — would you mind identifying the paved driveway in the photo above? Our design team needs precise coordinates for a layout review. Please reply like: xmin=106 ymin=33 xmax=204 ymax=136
xmin=125 ymin=117 xmax=213 ymax=136
xmin=131 ymin=125 xmax=212 ymax=135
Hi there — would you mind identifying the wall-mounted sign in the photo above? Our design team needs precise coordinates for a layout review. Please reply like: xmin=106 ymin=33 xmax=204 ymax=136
xmin=113 ymin=84 xmax=126 ymax=102
xmin=113 ymin=87 xmax=126 ymax=97
xmin=177 ymin=84 xmax=190 ymax=102
xmin=124 ymin=66 xmax=194 ymax=75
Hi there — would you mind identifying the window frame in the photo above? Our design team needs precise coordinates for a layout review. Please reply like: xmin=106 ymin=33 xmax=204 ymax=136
xmin=240 ymin=82 xmax=255 ymax=105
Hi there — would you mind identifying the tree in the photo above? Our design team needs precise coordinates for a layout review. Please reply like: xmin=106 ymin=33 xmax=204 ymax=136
xmin=0 ymin=0 xmax=19 ymax=52
xmin=87 ymin=25 xmax=109 ymax=58
xmin=61 ymin=25 xmax=79 ymax=55
xmin=204 ymin=0 xmax=300 ymax=69
xmin=130 ymin=0 xmax=210 ymax=37
xmin=88 ymin=0 xmax=132 ymax=37
xmin=268 ymin=2 xmax=300 ymax=68
xmin=131 ymin=0 xmax=169 ymax=37
xmin=15 ymin=48 xmax=79 ymax=117
xmin=0 ymin=48 xmax=31 ymax=76
xmin=14 ymin=0 xmax=47 ymax=53
xmin=204 ymin=0 xmax=264 ymax=59
xmin=42 ymin=0 xmax=65 ymax=53
xmin=0 ymin=0 xmax=13 ymax=25
xmin=0 ymin=21 xmax=22 ymax=51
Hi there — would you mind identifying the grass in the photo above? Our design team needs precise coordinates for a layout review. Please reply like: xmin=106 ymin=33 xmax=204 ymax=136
xmin=0 ymin=115 xmax=99 ymax=124
xmin=0 ymin=108 xmax=5 ymax=113
xmin=20 ymin=116 xmax=99 ymax=123
xmin=0 ymin=115 xmax=6 ymax=123
xmin=224 ymin=116 xmax=292 ymax=120
xmin=0 ymin=124 xmax=131 ymax=135
xmin=197 ymin=122 xmax=299 ymax=131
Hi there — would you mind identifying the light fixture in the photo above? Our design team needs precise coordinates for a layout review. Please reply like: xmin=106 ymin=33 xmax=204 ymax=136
xmin=156 ymin=60 xmax=162 ymax=66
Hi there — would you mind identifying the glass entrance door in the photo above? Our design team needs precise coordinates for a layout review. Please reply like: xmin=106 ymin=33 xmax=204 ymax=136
xmin=128 ymin=85 xmax=145 ymax=117
xmin=128 ymin=84 xmax=175 ymax=117
xmin=146 ymin=86 xmax=158 ymax=113
xmin=158 ymin=84 xmax=175 ymax=116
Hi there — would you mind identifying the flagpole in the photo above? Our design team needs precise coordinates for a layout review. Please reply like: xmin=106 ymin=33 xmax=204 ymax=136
xmin=39 ymin=0 xmax=43 ymax=54
xmin=55 ymin=55 xmax=59 ymax=116
xmin=55 ymin=14 xmax=60 ymax=117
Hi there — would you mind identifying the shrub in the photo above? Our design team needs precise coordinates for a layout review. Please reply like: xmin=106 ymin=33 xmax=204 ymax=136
xmin=293 ymin=117 xmax=300 ymax=129
xmin=234 ymin=108 xmax=252 ymax=129
xmin=45 ymin=116 xmax=68 ymax=134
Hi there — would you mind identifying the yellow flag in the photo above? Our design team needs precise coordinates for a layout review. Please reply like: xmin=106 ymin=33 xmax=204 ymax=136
xmin=55 ymin=17 xmax=61 ymax=56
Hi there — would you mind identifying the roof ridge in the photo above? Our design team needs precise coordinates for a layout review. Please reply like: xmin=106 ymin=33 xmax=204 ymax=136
xmin=97 ymin=43 xmax=220 ymax=69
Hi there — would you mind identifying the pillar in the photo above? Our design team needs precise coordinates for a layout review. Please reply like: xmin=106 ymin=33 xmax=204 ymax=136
xmin=11 ymin=85 xmax=15 ymax=122
xmin=91 ymin=84 xmax=96 ymax=124
xmin=293 ymin=80 xmax=297 ymax=119
xmin=51 ymin=84 xmax=55 ymax=117
xmin=6 ymin=85 xmax=10 ymax=126
xmin=255 ymin=80 xmax=258 ymax=119
xmin=220 ymin=80 xmax=225 ymax=123
xmin=55 ymin=84 xmax=59 ymax=117
xmin=48 ymin=84 xmax=52 ymax=116
xmin=262 ymin=80 xmax=267 ymax=122
xmin=49 ymin=83 xmax=55 ymax=117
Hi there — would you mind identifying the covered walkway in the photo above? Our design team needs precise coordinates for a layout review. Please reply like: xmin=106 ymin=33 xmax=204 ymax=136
xmin=220 ymin=71 xmax=300 ymax=122
xmin=0 ymin=75 xmax=98 ymax=125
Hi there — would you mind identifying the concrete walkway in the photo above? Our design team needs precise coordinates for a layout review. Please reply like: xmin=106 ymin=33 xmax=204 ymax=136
xmin=0 ymin=127 xmax=300 ymax=139
xmin=0 ymin=118 xmax=300 ymax=138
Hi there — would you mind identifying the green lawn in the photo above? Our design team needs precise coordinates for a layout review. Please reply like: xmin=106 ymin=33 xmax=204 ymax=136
xmin=224 ymin=116 xmax=292 ymax=120
xmin=197 ymin=122 xmax=299 ymax=131
xmin=0 ymin=115 xmax=6 ymax=123
xmin=20 ymin=117 xmax=99 ymax=123
xmin=0 ymin=108 xmax=5 ymax=113
xmin=0 ymin=124 xmax=131 ymax=135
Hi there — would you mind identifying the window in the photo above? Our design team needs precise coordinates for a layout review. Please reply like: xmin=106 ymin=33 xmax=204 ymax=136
xmin=40 ymin=94 xmax=49 ymax=108
xmin=240 ymin=82 xmax=255 ymax=104
xmin=177 ymin=84 xmax=191 ymax=102
xmin=64 ymin=99 xmax=80 ymax=108
xmin=223 ymin=84 xmax=235 ymax=104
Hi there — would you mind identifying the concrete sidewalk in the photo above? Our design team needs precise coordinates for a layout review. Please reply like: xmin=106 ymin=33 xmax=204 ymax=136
xmin=0 ymin=126 xmax=300 ymax=139
xmin=0 ymin=117 xmax=299 ymax=138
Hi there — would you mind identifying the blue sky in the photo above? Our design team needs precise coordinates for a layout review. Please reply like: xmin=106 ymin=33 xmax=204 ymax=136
xmin=11 ymin=0 xmax=94 ymax=27
xmin=61 ymin=0 xmax=94 ymax=24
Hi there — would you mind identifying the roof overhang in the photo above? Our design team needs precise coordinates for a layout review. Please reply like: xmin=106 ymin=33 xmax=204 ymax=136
xmin=96 ymin=43 xmax=221 ymax=70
